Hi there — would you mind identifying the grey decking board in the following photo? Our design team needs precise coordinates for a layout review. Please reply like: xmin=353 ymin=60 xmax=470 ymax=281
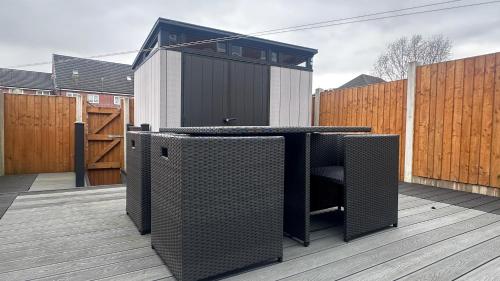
xmin=398 ymin=190 xmax=475 ymax=210
xmin=340 ymin=220 xmax=500 ymax=281
xmin=455 ymin=257 xmax=500 ymax=281
xmin=15 ymin=186 xmax=125 ymax=200
xmin=283 ymin=196 xmax=500 ymax=262
xmin=1 ymin=183 xmax=499 ymax=281
xmin=7 ymin=193 xmax=126 ymax=210
xmin=96 ymin=265 xmax=172 ymax=281
xmin=0 ymin=229 xmax=143 ymax=259
xmin=0 ymin=212 xmax=129 ymax=235
xmin=281 ymin=210 xmax=500 ymax=281
xmin=1 ymin=201 xmax=126 ymax=222
xmin=0 ymin=208 xmax=125 ymax=231
xmin=397 ymin=236 xmax=500 ymax=281
xmin=398 ymin=188 xmax=456 ymax=204
xmin=0 ymin=174 xmax=37 ymax=193
xmin=0 ymin=203 xmax=125 ymax=224
xmin=26 ymin=255 xmax=165 ymax=281
xmin=226 ymin=200 xmax=500 ymax=280
xmin=0 ymin=235 xmax=149 ymax=264
xmin=398 ymin=193 xmax=484 ymax=218
xmin=0 ymin=218 xmax=135 ymax=244
xmin=0 ymin=247 xmax=158 ymax=280
xmin=0 ymin=239 xmax=150 ymax=273
xmin=0 ymin=194 xmax=17 ymax=219
xmin=398 ymin=196 xmax=500 ymax=227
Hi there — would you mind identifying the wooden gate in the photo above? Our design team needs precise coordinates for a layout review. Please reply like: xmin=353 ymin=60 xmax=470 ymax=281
xmin=84 ymin=104 xmax=124 ymax=186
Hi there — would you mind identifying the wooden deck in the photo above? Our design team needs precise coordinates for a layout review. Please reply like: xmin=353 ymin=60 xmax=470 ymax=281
xmin=0 ymin=183 xmax=499 ymax=281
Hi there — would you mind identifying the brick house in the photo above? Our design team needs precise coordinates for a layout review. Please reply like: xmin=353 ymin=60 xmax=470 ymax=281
xmin=52 ymin=54 xmax=134 ymax=107
xmin=0 ymin=55 xmax=134 ymax=107
xmin=0 ymin=68 xmax=53 ymax=95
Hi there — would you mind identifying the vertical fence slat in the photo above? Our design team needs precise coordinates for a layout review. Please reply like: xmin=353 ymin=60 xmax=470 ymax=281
xmin=468 ymin=56 xmax=486 ymax=184
xmin=478 ymin=54 xmax=496 ymax=186
xmin=459 ymin=58 xmax=475 ymax=183
xmin=490 ymin=54 xmax=500 ymax=188
xmin=450 ymin=59 xmax=465 ymax=181
xmin=427 ymin=64 xmax=438 ymax=177
xmin=433 ymin=62 xmax=447 ymax=179
xmin=441 ymin=61 xmax=456 ymax=180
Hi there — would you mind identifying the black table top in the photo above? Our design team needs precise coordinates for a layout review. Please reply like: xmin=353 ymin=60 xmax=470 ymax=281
xmin=158 ymin=126 xmax=371 ymax=135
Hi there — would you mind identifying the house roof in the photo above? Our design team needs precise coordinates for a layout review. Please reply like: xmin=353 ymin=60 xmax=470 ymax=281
xmin=0 ymin=68 xmax=53 ymax=90
xmin=53 ymin=54 xmax=134 ymax=95
xmin=132 ymin=18 xmax=318 ymax=69
xmin=337 ymin=74 xmax=385 ymax=89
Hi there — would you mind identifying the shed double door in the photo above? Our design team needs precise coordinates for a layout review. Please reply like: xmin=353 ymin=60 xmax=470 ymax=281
xmin=182 ymin=53 xmax=270 ymax=126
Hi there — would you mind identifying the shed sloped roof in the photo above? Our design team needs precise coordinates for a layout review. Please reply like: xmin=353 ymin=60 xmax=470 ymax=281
xmin=0 ymin=68 xmax=53 ymax=90
xmin=53 ymin=54 xmax=134 ymax=95
xmin=338 ymin=74 xmax=385 ymax=89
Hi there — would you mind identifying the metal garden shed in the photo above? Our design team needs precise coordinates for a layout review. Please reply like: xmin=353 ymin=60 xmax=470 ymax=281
xmin=132 ymin=18 xmax=318 ymax=130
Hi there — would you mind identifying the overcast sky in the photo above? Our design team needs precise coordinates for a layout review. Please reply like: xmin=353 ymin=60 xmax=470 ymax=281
xmin=1 ymin=0 xmax=499 ymax=90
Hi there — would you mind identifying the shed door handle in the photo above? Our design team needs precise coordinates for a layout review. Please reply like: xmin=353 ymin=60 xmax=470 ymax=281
xmin=224 ymin=117 xmax=237 ymax=123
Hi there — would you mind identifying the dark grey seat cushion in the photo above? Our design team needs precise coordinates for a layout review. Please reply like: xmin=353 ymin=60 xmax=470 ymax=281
xmin=311 ymin=166 xmax=344 ymax=185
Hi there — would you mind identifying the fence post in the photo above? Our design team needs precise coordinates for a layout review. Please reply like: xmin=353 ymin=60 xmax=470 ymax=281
xmin=75 ymin=122 xmax=85 ymax=187
xmin=314 ymin=88 xmax=323 ymax=126
xmin=122 ymin=97 xmax=129 ymax=172
xmin=404 ymin=62 xmax=418 ymax=183
xmin=75 ymin=94 xmax=83 ymax=122
xmin=0 ymin=92 xmax=4 ymax=176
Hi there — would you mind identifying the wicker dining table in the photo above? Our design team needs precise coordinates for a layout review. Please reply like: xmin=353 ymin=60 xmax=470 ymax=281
xmin=159 ymin=126 xmax=371 ymax=246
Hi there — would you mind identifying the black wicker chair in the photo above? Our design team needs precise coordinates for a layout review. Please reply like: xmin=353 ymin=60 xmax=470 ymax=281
xmin=310 ymin=133 xmax=399 ymax=242
xmin=126 ymin=131 xmax=152 ymax=235
xmin=150 ymin=134 xmax=285 ymax=281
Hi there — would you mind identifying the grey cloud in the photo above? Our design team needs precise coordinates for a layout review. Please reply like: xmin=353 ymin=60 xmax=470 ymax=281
xmin=0 ymin=0 xmax=499 ymax=89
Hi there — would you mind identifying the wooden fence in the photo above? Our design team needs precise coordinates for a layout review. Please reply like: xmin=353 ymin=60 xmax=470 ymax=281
xmin=2 ymin=93 xmax=134 ymax=186
xmin=4 ymin=94 xmax=76 ymax=174
xmin=319 ymin=80 xmax=407 ymax=180
xmin=318 ymin=51 xmax=500 ymax=191
xmin=413 ymin=53 xmax=500 ymax=188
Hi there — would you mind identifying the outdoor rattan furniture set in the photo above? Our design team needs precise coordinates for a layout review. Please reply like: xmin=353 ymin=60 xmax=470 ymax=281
xmin=126 ymin=126 xmax=399 ymax=281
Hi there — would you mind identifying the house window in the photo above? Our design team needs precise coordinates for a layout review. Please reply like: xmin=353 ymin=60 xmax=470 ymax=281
xmin=36 ymin=90 xmax=51 ymax=96
xmin=260 ymin=50 xmax=267 ymax=61
xmin=231 ymin=45 xmax=242 ymax=57
xmin=216 ymin=42 xmax=226 ymax=53
xmin=279 ymin=52 xmax=309 ymax=67
xmin=66 ymin=92 xmax=79 ymax=97
xmin=87 ymin=94 xmax=99 ymax=104
xmin=168 ymin=33 xmax=178 ymax=44
xmin=271 ymin=51 xmax=278 ymax=63
xmin=114 ymin=96 xmax=121 ymax=105
xmin=9 ymin=88 xmax=24 ymax=94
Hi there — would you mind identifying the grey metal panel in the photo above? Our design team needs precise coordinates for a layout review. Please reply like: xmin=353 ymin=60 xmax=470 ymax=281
xmin=269 ymin=66 xmax=281 ymax=126
xmin=269 ymin=66 xmax=313 ymax=127
xmin=165 ymin=50 xmax=182 ymax=127
xmin=299 ymin=71 xmax=311 ymax=126
xmin=182 ymin=54 xmax=228 ymax=126
xmin=134 ymin=51 xmax=161 ymax=130
xmin=159 ymin=50 xmax=167 ymax=128
xmin=182 ymin=53 xmax=269 ymax=127
xmin=289 ymin=69 xmax=301 ymax=125
xmin=279 ymin=68 xmax=291 ymax=126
